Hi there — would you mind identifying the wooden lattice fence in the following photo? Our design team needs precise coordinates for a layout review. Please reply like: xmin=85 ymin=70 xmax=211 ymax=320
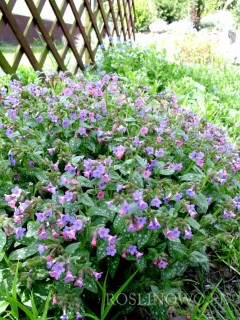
xmin=0 ymin=0 xmax=135 ymax=74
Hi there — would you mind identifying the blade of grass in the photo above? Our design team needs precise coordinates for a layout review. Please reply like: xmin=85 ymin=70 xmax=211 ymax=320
xmin=7 ymin=297 xmax=34 ymax=320
xmin=40 ymin=291 xmax=52 ymax=320
xmin=102 ymin=269 xmax=138 ymax=320
xmin=30 ymin=292 xmax=38 ymax=319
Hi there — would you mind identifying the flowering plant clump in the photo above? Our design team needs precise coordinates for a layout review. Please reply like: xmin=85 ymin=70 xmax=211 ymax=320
xmin=0 ymin=71 xmax=239 ymax=319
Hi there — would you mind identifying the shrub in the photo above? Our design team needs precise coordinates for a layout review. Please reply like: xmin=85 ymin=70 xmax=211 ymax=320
xmin=0 ymin=71 xmax=239 ymax=319
xmin=134 ymin=0 xmax=157 ymax=32
xmin=154 ymin=0 xmax=189 ymax=23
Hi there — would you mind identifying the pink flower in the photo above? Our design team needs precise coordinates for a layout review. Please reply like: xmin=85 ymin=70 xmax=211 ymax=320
xmin=143 ymin=170 xmax=151 ymax=179
xmin=74 ymin=278 xmax=83 ymax=287
xmin=97 ymin=191 xmax=105 ymax=199
xmin=140 ymin=127 xmax=148 ymax=135
xmin=64 ymin=271 xmax=76 ymax=283
xmin=135 ymin=251 xmax=143 ymax=259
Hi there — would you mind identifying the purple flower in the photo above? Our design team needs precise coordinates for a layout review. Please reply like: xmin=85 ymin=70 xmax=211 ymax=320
xmin=128 ymin=245 xmax=137 ymax=255
xmin=133 ymin=190 xmax=143 ymax=201
xmin=189 ymin=151 xmax=197 ymax=160
xmin=106 ymin=245 xmax=117 ymax=256
xmin=155 ymin=149 xmax=164 ymax=158
xmin=47 ymin=148 xmax=55 ymax=155
xmin=151 ymin=197 xmax=162 ymax=208
xmin=11 ymin=186 xmax=22 ymax=197
xmin=28 ymin=160 xmax=35 ymax=168
xmin=64 ymin=163 xmax=76 ymax=175
xmin=184 ymin=229 xmax=193 ymax=239
xmin=93 ymin=271 xmax=103 ymax=280
xmin=158 ymin=260 xmax=168 ymax=269
xmin=137 ymin=217 xmax=147 ymax=226
xmin=35 ymin=212 xmax=46 ymax=222
xmin=146 ymin=146 xmax=154 ymax=155
xmin=137 ymin=200 xmax=148 ymax=211
xmin=128 ymin=223 xmax=137 ymax=232
xmin=78 ymin=127 xmax=87 ymax=136
xmin=72 ymin=219 xmax=83 ymax=231
xmin=175 ymin=193 xmax=183 ymax=201
xmin=75 ymin=312 xmax=84 ymax=320
xmin=64 ymin=190 xmax=73 ymax=202
xmin=165 ymin=228 xmax=180 ymax=239
xmin=35 ymin=116 xmax=43 ymax=123
xmin=62 ymin=226 xmax=76 ymax=239
xmin=38 ymin=229 xmax=48 ymax=240
xmin=116 ymin=184 xmax=124 ymax=192
xmin=38 ymin=244 xmax=48 ymax=255
xmin=47 ymin=183 xmax=57 ymax=194
xmin=64 ymin=271 xmax=76 ymax=283
xmin=62 ymin=119 xmax=70 ymax=127
xmin=98 ymin=227 xmax=110 ymax=239
xmin=14 ymin=227 xmax=26 ymax=239
xmin=113 ymin=145 xmax=125 ymax=159
xmin=121 ymin=201 xmax=131 ymax=215
xmin=186 ymin=189 xmax=196 ymax=198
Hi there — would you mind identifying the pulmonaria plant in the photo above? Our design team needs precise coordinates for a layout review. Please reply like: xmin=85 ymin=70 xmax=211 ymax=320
xmin=0 ymin=71 xmax=239 ymax=319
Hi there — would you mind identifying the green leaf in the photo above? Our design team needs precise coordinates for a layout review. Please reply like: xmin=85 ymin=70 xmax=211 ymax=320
xmin=129 ymin=171 xmax=143 ymax=188
xmin=168 ymin=239 xmax=188 ymax=260
xmin=137 ymin=230 xmax=151 ymax=249
xmin=97 ymin=242 xmax=107 ymax=261
xmin=189 ymin=251 xmax=209 ymax=265
xmin=160 ymin=168 xmax=175 ymax=175
xmin=87 ymin=207 xmax=115 ymax=222
xmin=181 ymin=173 xmax=203 ymax=182
xmin=65 ymin=242 xmax=80 ymax=255
xmin=162 ymin=260 xmax=189 ymax=279
xmin=80 ymin=194 xmax=95 ymax=207
xmin=69 ymin=138 xmax=81 ymax=153
xmin=186 ymin=217 xmax=200 ymax=230
xmin=135 ymin=155 xmax=146 ymax=168
xmin=9 ymin=242 xmax=39 ymax=260
xmin=0 ymin=230 xmax=6 ymax=252
xmin=77 ymin=176 xmax=93 ymax=188
xmin=0 ymin=301 xmax=9 ymax=314
xmin=195 ymin=193 xmax=208 ymax=213
xmin=71 ymin=155 xmax=84 ymax=167
xmin=136 ymin=257 xmax=146 ymax=272
xmin=108 ymin=256 xmax=120 ymax=278
xmin=155 ymin=243 xmax=166 ymax=254
xmin=83 ymin=276 xmax=98 ymax=293
xmin=149 ymin=305 xmax=167 ymax=319
xmin=63 ymin=201 xmax=79 ymax=215
xmin=26 ymin=221 xmax=40 ymax=238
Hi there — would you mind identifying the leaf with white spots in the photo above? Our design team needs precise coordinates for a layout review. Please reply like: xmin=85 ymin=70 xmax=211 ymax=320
xmin=9 ymin=241 xmax=39 ymax=260
xmin=136 ymin=256 xmax=146 ymax=272
xmin=97 ymin=242 xmax=108 ymax=261
xmin=109 ymin=255 xmax=120 ymax=278
xmin=137 ymin=230 xmax=151 ymax=249
xmin=0 ymin=230 xmax=6 ymax=252
xmin=83 ymin=276 xmax=98 ymax=293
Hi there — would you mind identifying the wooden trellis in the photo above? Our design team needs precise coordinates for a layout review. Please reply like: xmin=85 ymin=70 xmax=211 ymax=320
xmin=0 ymin=0 xmax=135 ymax=74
